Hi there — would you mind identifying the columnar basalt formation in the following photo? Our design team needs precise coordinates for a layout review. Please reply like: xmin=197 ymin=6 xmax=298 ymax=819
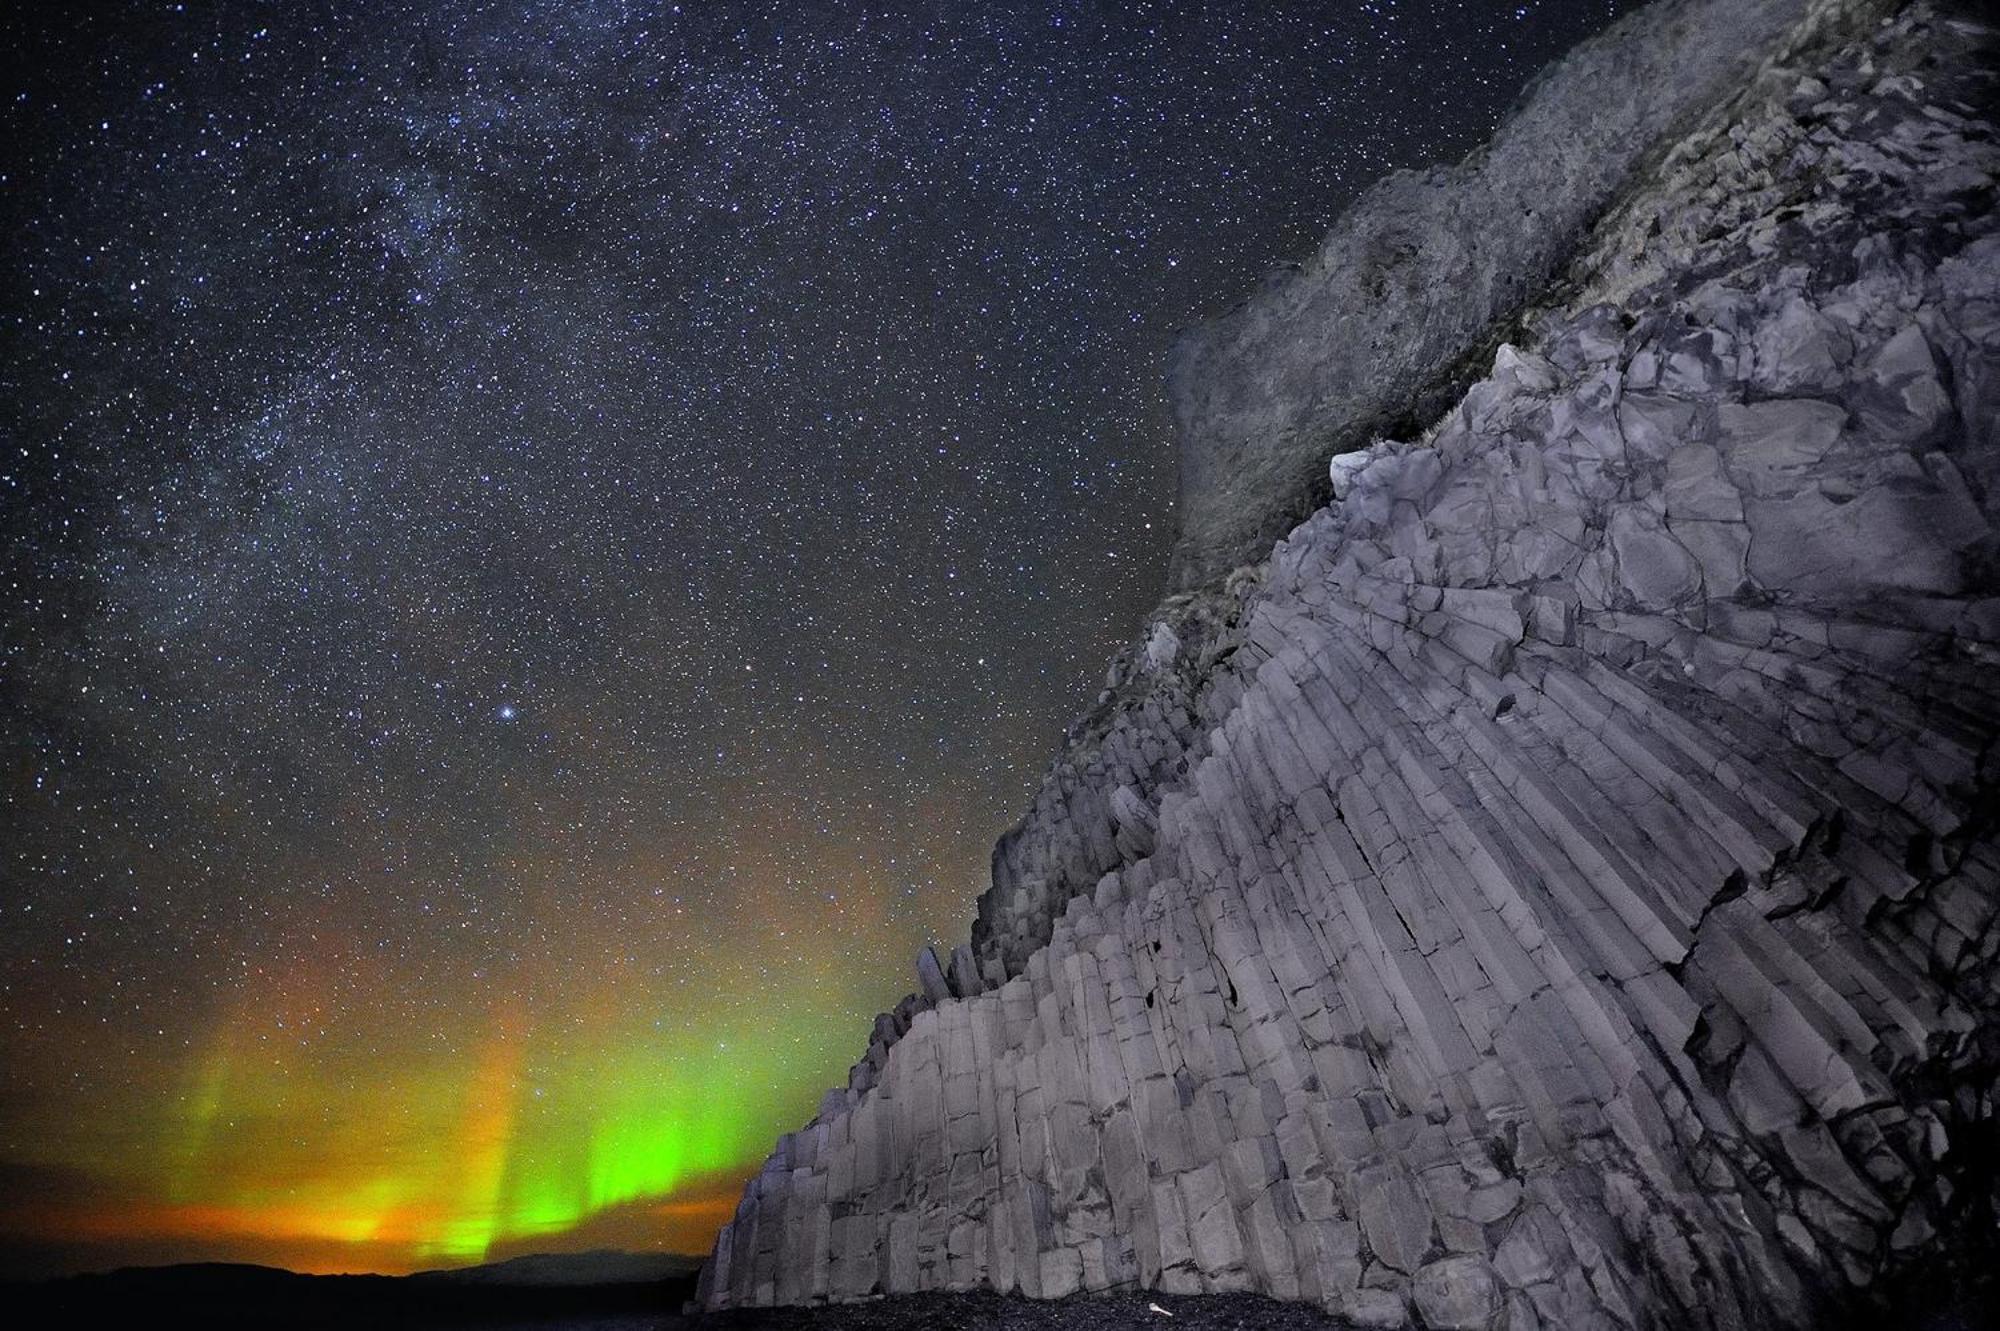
xmin=1162 ymin=0 xmax=1842 ymax=591
xmin=699 ymin=3 xmax=2000 ymax=1326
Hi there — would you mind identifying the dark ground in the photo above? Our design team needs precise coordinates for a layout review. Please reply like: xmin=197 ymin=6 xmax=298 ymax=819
xmin=9 ymin=1258 xmax=1998 ymax=1329
xmin=675 ymin=1289 xmax=1350 ymax=1331
xmin=4 ymin=1265 xmax=1350 ymax=1330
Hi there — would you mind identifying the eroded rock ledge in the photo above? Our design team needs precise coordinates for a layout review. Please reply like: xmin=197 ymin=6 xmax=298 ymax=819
xmin=699 ymin=3 xmax=1999 ymax=1326
xmin=1166 ymin=0 xmax=1870 ymax=592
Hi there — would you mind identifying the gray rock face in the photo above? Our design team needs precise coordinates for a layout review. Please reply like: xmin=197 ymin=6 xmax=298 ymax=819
xmin=1162 ymin=0 xmax=1867 ymax=591
xmin=700 ymin=4 xmax=2000 ymax=1328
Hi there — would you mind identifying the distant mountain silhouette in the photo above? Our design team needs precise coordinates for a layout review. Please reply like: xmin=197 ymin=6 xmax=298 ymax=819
xmin=6 ymin=1251 xmax=702 ymax=1327
xmin=412 ymin=1247 xmax=704 ymax=1286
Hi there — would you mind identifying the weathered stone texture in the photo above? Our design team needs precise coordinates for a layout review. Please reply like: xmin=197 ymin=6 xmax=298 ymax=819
xmin=1161 ymin=0 xmax=1894 ymax=590
xmin=701 ymin=4 xmax=1999 ymax=1327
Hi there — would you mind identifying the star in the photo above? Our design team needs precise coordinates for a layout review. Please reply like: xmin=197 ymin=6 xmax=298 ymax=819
xmin=0 ymin=0 xmax=1638 ymax=1279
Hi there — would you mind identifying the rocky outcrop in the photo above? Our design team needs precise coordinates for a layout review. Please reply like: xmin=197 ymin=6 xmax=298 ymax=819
xmin=699 ymin=2 xmax=2000 ymax=1326
xmin=1165 ymin=0 xmax=1869 ymax=591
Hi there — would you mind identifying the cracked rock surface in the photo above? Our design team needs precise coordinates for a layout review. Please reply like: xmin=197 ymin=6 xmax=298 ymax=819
xmin=700 ymin=2 xmax=2000 ymax=1327
xmin=1163 ymin=0 xmax=1851 ymax=591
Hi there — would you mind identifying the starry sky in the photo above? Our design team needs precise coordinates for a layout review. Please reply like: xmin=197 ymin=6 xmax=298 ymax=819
xmin=2 ymin=0 xmax=1629 ymax=1279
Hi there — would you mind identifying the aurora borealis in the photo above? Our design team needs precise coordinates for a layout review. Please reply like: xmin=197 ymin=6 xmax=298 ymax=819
xmin=5 ymin=803 xmax=991 ymax=1274
xmin=2 ymin=0 xmax=1629 ymax=1280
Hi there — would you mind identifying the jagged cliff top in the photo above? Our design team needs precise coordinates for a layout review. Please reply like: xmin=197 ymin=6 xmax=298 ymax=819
xmin=1162 ymin=0 xmax=1889 ymax=591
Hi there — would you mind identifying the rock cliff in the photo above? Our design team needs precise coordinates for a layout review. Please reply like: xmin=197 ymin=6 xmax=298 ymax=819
xmin=699 ymin=1 xmax=2000 ymax=1326
xmin=1164 ymin=0 xmax=1835 ymax=591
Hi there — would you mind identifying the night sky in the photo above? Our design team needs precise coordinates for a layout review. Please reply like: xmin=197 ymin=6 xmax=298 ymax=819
xmin=2 ymin=0 xmax=1628 ymax=1278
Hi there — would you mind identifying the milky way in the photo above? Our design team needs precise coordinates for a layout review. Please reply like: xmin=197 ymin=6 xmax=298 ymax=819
xmin=3 ymin=0 xmax=1627 ymax=1277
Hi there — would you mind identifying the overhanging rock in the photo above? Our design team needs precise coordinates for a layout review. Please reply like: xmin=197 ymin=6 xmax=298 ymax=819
xmin=1165 ymin=0 xmax=1870 ymax=591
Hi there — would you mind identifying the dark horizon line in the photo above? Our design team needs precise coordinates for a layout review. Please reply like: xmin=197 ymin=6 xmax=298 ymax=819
xmin=1 ymin=1245 xmax=710 ymax=1287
